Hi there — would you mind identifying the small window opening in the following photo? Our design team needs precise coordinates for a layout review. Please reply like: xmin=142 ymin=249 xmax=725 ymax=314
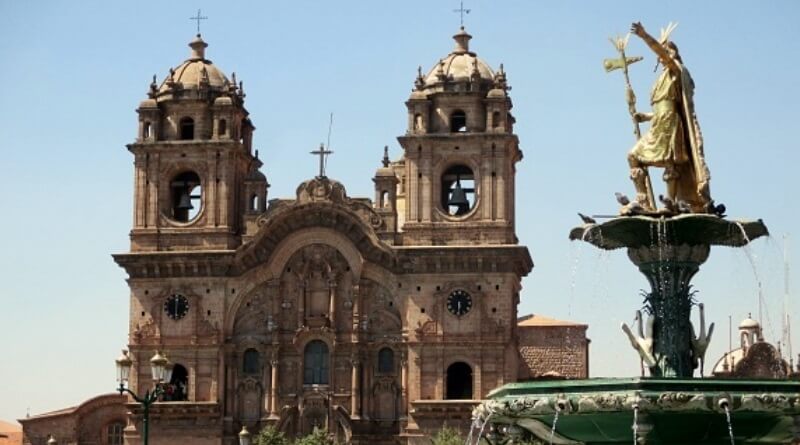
xmin=143 ymin=121 xmax=152 ymax=139
xmin=218 ymin=119 xmax=227 ymax=137
xmin=179 ymin=117 xmax=195 ymax=140
xmin=378 ymin=348 xmax=394 ymax=374
xmin=414 ymin=113 xmax=423 ymax=131
xmin=243 ymin=348 xmax=260 ymax=374
xmin=165 ymin=363 xmax=188 ymax=401
xmin=106 ymin=422 xmax=125 ymax=445
xmin=304 ymin=340 xmax=329 ymax=385
xmin=441 ymin=164 xmax=476 ymax=216
xmin=446 ymin=362 xmax=473 ymax=399
xmin=250 ymin=194 xmax=259 ymax=212
xmin=170 ymin=171 xmax=202 ymax=222
xmin=450 ymin=110 xmax=467 ymax=132
xmin=381 ymin=191 xmax=389 ymax=208
xmin=492 ymin=111 xmax=500 ymax=129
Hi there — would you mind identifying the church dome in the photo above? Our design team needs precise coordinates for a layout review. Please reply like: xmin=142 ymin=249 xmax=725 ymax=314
xmin=739 ymin=316 xmax=760 ymax=330
xmin=419 ymin=27 xmax=495 ymax=91
xmin=158 ymin=34 xmax=230 ymax=94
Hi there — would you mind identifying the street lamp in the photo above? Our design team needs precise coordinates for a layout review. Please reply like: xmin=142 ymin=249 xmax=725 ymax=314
xmin=238 ymin=426 xmax=252 ymax=445
xmin=115 ymin=349 xmax=172 ymax=445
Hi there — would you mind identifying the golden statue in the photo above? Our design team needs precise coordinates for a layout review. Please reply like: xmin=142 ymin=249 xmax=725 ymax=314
xmin=625 ymin=22 xmax=712 ymax=213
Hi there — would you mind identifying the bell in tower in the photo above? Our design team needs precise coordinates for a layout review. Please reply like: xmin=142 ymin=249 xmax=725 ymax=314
xmin=396 ymin=26 xmax=523 ymax=246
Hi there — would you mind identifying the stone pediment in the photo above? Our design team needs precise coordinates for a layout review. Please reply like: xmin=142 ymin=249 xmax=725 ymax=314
xmin=233 ymin=177 xmax=396 ymax=274
xmin=258 ymin=177 xmax=383 ymax=230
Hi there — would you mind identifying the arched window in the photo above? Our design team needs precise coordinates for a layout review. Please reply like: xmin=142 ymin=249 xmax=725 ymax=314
xmin=441 ymin=164 xmax=475 ymax=216
xmin=179 ymin=117 xmax=195 ymax=140
xmin=218 ymin=119 xmax=227 ymax=137
xmin=243 ymin=348 xmax=260 ymax=374
xmin=143 ymin=121 xmax=152 ymax=139
xmin=170 ymin=171 xmax=202 ymax=222
xmin=166 ymin=363 xmax=189 ymax=401
xmin=492 ymin=111 xmax=500 ymax=129
xmin=450 ymin=110 xmax=467 ymax=132
xmin=381 ymin=191 xmax=389 ymax=208
xmin=446 ymin=362 xmax=473 ymax=399
xmin=303 ymin=340 xmax=329 ymax=385
xmin=105 ymin=421 xmax=125 ymax=445
xmin=378 ymin=348 xmax=394 ymax=374
xmin=413 ymin=113 xmax=423 ymax=131
xmin=250 ymin=194 xmax=259 ymax=212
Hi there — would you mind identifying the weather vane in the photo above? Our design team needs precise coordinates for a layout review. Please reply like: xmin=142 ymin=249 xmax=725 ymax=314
xmin=190 ymin=9 xmax=208 ymax=35
xmin=453 ymin=1 xmax=470 ymax=27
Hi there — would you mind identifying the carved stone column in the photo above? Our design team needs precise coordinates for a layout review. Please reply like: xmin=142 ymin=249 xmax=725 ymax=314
xmin=351 ymin=357 xmax=361 ymax=419
xmin=328 ymin=279 xmax=336 ymax=327
xmin=269 ymin=358 xmax=279 ymax=419
xmin=299 ymin=280 xmax=307 ymax=327
xmin=400 ymin=354 xmax=408 ymax=420
xmin=351 ymin=284 xmax=361 ymax=340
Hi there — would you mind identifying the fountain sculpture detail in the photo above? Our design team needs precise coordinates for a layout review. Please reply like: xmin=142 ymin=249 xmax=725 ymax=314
xmin=471 ymin=22 xmax=800 ymax=444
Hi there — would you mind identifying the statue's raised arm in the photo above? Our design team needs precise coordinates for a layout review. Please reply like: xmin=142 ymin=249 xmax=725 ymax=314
xmin=630 ymin=22 xmax=680 ymax=73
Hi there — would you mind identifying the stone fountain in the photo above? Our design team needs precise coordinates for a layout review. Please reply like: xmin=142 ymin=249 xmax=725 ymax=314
xmin=470 ymin=22 xmax=800 ymax=445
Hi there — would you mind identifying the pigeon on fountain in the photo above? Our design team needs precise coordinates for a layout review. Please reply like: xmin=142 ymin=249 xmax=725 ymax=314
xmin=690 ymin=303 xmax=715 ymax=376
xmin=706 ymin=200 xmax=727 ymax=217
xmin=616 ymin=192 xmax=645 ymax=216
xmin=578 ymin=212 xmax=596 ymax=224
xmin=676 ymin=199 xmax=692 ymax=214
xmin=659 ymin=194 xmax=679 ymax=214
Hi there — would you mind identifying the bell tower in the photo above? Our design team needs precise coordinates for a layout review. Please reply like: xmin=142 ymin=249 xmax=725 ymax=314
xmin=397 ymin=27 xmax=521 ymax=246
xmin=128 ymin=34 xmax=267 ymax=252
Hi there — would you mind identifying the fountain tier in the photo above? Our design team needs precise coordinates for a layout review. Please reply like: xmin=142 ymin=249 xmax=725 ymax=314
xmin=478 ymin=378 xmax=800 ymax=444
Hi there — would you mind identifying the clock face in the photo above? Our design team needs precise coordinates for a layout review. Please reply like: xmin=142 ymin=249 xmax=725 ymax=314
xmin=447 ymin=289 xmax=472 ymax=317
xmin=164 ymin=294 xmax=189 ymax=320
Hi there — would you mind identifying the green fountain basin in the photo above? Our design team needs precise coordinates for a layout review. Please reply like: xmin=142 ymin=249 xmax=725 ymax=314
xmin=479 ymin=378 xmax=800 ymax=444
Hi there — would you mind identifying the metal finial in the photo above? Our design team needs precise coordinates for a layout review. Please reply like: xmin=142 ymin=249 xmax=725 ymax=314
xmin=452 ymin=1 xmax=471 ymax=27
xmin=190 ymin=9 xmax=208 ymax=35
xmin=382 ymin=146 xmax=390 ymax=167
xmin=311 ymin=143 xmax=333 ymax=178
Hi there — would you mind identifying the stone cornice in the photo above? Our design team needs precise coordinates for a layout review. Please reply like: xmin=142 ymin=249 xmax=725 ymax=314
xmin=113 ymin=250 xmax=234 ymax=279
xmin=395 ymin=245 xmax=533 ymax=276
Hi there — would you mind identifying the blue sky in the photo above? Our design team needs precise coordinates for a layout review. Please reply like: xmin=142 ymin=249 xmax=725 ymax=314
xmin=0 ymin=1 xmax=798 ymax=423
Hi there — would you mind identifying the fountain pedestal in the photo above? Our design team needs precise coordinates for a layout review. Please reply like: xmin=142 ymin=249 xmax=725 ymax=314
xmin=627 ymin=243 xmax=709 ymax=377
xmin=569 ymin=214 xmax=767 ymax=378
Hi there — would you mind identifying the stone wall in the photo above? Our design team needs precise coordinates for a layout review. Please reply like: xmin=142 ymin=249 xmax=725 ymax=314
xmin=518 ymin=324 xmax=589 ymax=379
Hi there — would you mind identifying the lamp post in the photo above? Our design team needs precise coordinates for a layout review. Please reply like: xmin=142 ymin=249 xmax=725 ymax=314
xmin=115 ymin=349 xmax=173 ymax=445
xmin=238 ymin=426 xmax=252 ymax=445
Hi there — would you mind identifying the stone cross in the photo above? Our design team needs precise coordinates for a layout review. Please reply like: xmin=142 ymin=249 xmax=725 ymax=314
xmin=190 ymin=9 xmax=208 ymax=35
xmin=311 ymin=143 xmax=333 ymax=178
xmin=453 ymin=1 xmax=470 ymax=27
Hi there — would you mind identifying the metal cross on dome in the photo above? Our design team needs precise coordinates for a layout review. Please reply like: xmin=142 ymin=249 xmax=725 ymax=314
xmin=453 ymin=1 xmax=471 ymax=27
xmin=190 ymin=9 xmax=208 ymax=35
xmin=311 ymin=143 xmax=333 ymax=178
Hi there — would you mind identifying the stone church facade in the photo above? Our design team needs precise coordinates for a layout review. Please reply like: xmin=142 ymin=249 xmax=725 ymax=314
xmin=20 ymin=28 xmax=588 ymax=445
